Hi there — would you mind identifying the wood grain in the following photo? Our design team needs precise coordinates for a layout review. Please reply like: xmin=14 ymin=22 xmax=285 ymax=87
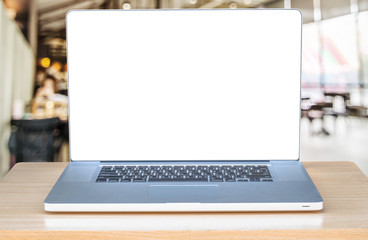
xmin=0 ymin=162 xmax=368 ymax=239
xmin=0 ymin=229 xmax=368 ymax=240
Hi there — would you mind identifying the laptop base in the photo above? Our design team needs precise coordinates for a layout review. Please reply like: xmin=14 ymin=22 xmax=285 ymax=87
xmin=44 ymin=161 xmax=323 ymax=212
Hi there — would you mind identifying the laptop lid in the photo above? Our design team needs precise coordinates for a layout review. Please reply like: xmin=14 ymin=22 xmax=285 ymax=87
xmin=67 ymin=9 xmax=302 ymax=162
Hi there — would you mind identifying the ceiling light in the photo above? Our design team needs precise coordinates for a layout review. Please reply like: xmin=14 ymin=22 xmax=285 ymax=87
xmin=40 ymin=58 xmax=51 ymax=68
xmin=229 ymin=2 xmax=237 ymax=9
xmin=122 ymin=2 xmax=131 ymax=9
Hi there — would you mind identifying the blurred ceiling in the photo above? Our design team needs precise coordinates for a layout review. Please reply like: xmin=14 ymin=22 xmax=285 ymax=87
xmin=38 ymin=0 xmax=107 ymax=37
xmin=37 ymin=0 xmax=279 ymax=38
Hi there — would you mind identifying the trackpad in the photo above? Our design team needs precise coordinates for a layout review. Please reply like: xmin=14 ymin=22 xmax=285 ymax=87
xmin=149 ymin=185 xmax=219 ymax=202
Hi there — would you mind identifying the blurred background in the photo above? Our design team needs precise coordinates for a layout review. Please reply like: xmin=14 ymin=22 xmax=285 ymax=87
xmin=1 ymin=0 xmax=368 ymax=178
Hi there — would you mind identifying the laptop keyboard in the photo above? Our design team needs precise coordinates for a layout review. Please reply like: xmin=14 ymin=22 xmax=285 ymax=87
xmin=96 ymin=165 xmax=272 ymax=183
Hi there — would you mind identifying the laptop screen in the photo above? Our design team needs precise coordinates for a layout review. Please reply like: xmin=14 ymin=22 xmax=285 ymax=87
xmin=67 ymin=10 xmax=301 ymax=161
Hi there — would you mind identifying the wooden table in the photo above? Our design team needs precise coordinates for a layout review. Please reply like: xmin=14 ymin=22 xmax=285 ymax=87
xmin=0 ymin=162 xmax=368 ymax=239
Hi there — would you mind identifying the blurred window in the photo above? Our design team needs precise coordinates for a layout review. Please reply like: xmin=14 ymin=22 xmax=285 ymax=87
xmin=321 ymin=0 xmax=351 ymax=20
xmin=320 ymin=15 xmax=359 ymax=89
xmin=302 ymin=23 xmax=321 ymax=90
xmin=359 ymin=0 xmax=368 ymax=12
xmin=358 ymin=11 xmax=368 ymax=87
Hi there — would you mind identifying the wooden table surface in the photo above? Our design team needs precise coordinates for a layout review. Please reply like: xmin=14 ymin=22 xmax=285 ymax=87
xmin=0 ymin=161 xmax=368 ymax=239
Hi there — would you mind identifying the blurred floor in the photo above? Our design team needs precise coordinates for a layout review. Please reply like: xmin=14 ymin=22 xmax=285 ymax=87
xmin=301 ymin=116 xmax=368 ymax=176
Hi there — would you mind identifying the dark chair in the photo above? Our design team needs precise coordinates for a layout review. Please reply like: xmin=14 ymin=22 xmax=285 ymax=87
xmin=346 ymin=105 xmax=368 ymax=118
xmin=306 ymin=102 xmax=333 ymax=135
xmin=8 ymin=118 xmax=63 ymax=163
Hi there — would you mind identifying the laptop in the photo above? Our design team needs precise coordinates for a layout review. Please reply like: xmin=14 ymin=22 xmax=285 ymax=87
xmin=44 ymin=9 xmax=323 ymax=212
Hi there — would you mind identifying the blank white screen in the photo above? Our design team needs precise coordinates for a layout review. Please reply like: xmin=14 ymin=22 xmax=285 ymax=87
xmin=67 ymin=10 xmax=301 ymax=161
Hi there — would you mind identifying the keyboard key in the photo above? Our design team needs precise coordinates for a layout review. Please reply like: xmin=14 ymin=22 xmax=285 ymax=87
xmin=148 ymin=177 xmax=162 ymax=181
xmin=96 ymin=178 xmax=107 ymax=182
xmin=100 ymin=170 xmax=116 ymax=174
xmin=225 ymin=178 xmax=236 ymax=182
xmin=133 ymin=178 xmax=146 ymax=182
xmin=120 ymin=179 xmax=131 ymax=182
xmin=99 ymin=173 xmax=119 ymax=177
xmin=237 ymin=179 xmax=249 ymax=182
xmin=210 ymin=178 xmax=223 ymax=182
xmin=184 ymin=177 xmax=208 ymax=182
xmin=149 ymin=177 xmax=171 ymax=182
xmin=108 ymin=179 xmax=119 ymax=183
xmin=102 ymin=166 xmax=113 ymax=171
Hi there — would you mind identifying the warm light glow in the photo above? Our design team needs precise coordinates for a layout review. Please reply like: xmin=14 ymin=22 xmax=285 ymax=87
xmin=229 ymin=2 xmax=237 ymax=9
xmin=122 ymin=3 xmax=131 ymax=9
xmin=51 ymin=61 xmax=62 ymax=71
xmin=45 ymin=101 xmax=54 ymax=108
xmin=40 ymin=57 xmax=51 ymax=68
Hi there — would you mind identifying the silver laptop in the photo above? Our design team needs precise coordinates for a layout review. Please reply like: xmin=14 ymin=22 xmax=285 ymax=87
xmin=44 ymin=9 xmax=323 ymax=212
